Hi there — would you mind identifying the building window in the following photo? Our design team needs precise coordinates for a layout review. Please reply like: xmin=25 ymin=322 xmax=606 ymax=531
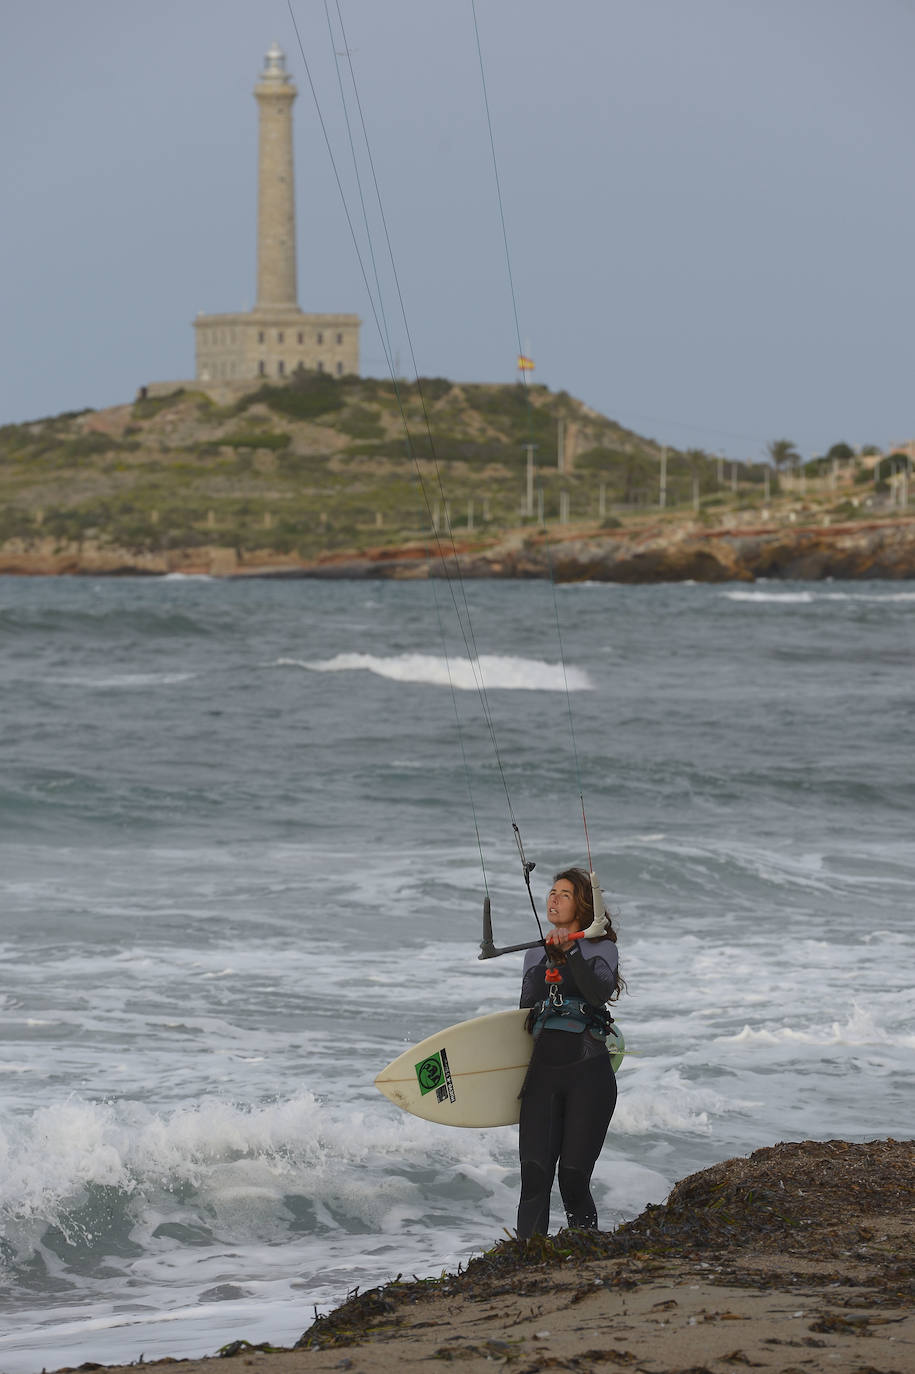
xmin=317 ymin=360 xmax=324 ymax=373
xmin=297 ymin=331 xmax=304 ymax=344
xmin=258 ymin=330 xmax=265 ymax=344
xmin=278 ymin=360 xmax=285 ymax=376
xmin=277 ymin=331 xmax=284 ymax=343
xmin=336 ymin=332 xmax=343 ymax=345
xmin=317 ymin=331 xmax=323 ymax=345
xmin=258 ymin=360 xmax=266 ymax=376
xmin=336 ymin=361 xmax=343 ymax=376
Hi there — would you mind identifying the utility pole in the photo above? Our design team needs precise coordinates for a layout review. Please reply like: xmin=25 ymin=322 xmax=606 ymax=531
xmin=557 ymin=418 xmax=566 ymax=474
xmin=523 ymin=444 xmax=536 ymax=517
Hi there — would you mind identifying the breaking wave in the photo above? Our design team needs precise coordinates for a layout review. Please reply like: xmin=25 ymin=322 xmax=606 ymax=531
xmin=276 ymin=652 xmax=593 ymax=691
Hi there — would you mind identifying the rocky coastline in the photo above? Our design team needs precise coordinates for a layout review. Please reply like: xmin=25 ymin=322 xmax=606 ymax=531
xmin=2 ymin=516 xmax=915 ymax=583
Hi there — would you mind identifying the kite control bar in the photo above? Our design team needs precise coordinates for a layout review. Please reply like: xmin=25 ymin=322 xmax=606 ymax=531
xmin=478 ymin=887 xmax=608 ymax=961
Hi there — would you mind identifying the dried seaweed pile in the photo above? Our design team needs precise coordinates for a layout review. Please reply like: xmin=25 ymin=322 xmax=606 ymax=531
xmin=296 ymin=1139 xmax=914 ymax=1351
xmin=635 ymin=1136 xmax=915 ymax=1253
xmin=459 ymin=1138 xmax=915 ymax=1275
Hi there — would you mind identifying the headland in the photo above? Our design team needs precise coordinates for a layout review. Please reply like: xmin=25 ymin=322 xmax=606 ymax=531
xmin=2 ymin=377 xmax=913 ymax=581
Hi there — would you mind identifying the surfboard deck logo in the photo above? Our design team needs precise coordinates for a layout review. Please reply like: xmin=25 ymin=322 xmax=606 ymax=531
xmin=415 ymin=1047 xmax=455 ymax=1103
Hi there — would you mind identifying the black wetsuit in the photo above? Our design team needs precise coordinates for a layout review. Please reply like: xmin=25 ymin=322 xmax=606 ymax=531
xmin=516 ymin=937 xmax=619 ymax=1239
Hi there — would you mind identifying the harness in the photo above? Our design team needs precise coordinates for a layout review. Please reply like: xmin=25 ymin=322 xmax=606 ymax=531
xmin=526 ymin=989 xmax=616 ymax=1041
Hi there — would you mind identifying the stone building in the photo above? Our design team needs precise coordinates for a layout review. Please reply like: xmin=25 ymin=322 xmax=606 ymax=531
xmin=193 ymin=43 xmax=359 ymax=386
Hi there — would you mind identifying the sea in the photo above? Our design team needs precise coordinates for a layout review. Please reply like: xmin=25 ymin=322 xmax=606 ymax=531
xmin=1 ymin=573 xmax=913 ymax=1372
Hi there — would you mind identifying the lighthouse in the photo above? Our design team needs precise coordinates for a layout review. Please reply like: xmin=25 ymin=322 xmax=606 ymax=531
xmin=193 ymin=43 xmax=360 ymax=388
xmin=254 ymin=42 xmax=298 ymax=310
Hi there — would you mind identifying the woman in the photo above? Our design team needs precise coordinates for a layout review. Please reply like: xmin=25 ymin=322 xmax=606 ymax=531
xmin=516 ymin=867 xmax=622 ymax=1239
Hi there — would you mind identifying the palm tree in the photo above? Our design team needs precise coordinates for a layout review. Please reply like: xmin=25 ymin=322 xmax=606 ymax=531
xmin=767 ymin=438 xmax=800 ymax=473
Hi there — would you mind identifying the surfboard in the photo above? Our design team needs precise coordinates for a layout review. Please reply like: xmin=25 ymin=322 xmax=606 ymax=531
xmin=375 ymin=1009 xmax=625 ymax=1128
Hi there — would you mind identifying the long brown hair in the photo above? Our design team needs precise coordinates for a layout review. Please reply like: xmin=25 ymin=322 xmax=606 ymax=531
xmin=552 ymin=867 xmax=624 ymax=1000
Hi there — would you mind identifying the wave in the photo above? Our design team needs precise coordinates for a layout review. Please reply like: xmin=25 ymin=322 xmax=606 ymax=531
xmin=0 ymin=1079 xmax=682 ymax=1272
xmin=54 ymin=672 xmax=197 ymax=690
xmin=719 ymin=1003 xmax=915 ymax=1052
xmin=723 ymin=590 xmax=815 ymax=604
xmin=724 ymin=588 xmax=915 ymax=604
xmin=0 ymin=1093 xmax=510 ymax=1265
xmin=275 ymin=652 xmax=594 ymax=691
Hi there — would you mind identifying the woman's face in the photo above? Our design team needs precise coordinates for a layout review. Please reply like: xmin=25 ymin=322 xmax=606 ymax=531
xmin=547 ymin=878 xmax=580 ymax=932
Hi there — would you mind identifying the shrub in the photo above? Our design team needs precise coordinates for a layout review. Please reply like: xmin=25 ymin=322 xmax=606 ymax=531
xmin=338 ymin=406 xmax=386 ymax=440
xmin=60 ymin=433 xmax=119 ymax=460
xmin=220 ymin=431 xmax=291 ymax=450
xmin=575 ymin=445 xmax=632 ymax=472
xmin=132 ymin=390 xmax=186 ymax=419
xmin=236 ymin=375 xmax=344 ymax=422
xmin=412 ymin=377 xmax=454 ymax=404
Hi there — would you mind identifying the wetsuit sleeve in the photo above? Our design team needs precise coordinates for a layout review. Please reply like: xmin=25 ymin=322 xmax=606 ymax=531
xmin=566 ymin=944 xmax=618 ymax=1005
xmin=519 ymin=949 xmax=546 ymax=1009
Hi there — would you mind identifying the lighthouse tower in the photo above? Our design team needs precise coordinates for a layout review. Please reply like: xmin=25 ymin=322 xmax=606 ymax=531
xmin=193 ymin=43 xmax=359 ymax=389
xmin=254 ymin=42 xmax=298 ymax=310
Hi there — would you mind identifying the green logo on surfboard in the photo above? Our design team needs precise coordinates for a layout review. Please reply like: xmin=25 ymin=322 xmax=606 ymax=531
xmin=415 ymin=1052 xmax=445 ymax=1095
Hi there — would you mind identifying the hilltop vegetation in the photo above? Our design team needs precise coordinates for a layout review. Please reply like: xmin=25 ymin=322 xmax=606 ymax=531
xmin=0 ymin=373 xmax=780 ymax=562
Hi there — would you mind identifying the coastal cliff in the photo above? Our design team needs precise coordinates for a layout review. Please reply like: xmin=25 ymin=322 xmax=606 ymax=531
xmin=291 ymin=516 xmax=915 ymax=583
xmin=3 ymin=516 xmax=914 ymax=582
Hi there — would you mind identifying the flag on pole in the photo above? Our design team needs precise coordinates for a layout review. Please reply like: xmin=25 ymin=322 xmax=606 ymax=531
xmin=517 ymin=355 xmax=535 ymax=372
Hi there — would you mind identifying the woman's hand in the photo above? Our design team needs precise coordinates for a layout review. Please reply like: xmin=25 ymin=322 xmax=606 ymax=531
xmin=545 ymin=930 xmax=578 ymax=955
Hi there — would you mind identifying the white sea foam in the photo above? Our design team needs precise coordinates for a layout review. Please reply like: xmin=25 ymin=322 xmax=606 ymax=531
xmin=0 ymin=1090 xmax=521 ymax=1244
xmin=723 ymin=590 xmax=815 ymax=603
xmin=724 ymin=587 xmax=915 ymax=605
xmin=56 ymin=672 xmax=197 ymax=689
xmin=275 ymin=652 xmax=593 ymax=691
xmin=720 ymin=1003 xmax=915 ymax=1052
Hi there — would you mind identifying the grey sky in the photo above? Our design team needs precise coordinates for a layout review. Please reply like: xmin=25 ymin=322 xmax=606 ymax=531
xmin=2 ymin=0 xmax=913 ymax=461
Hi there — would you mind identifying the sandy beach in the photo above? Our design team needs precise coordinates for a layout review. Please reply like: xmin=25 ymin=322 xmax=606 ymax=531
xmin=55 ymin=1139 xmax=914 ymax=1374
